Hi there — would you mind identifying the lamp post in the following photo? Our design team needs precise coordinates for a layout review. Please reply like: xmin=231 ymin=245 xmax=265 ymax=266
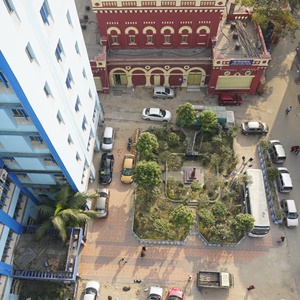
xmin=230 ymin=156 xmax=253 ymax=192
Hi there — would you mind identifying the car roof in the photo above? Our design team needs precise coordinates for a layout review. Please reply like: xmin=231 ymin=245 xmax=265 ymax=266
xmin=103 ymin=126 xmax=113 ymax=136
xmin=148 ymin=108 xmax=161 ymax=114
xmin=286 ymin=200 xmax=297 ymax=212
xmin=96 ymin=197 xmax=106 ymax=209
xmin=247 ymin=121 xmax=260 ymax=129
xmin=149 ymin=286 xmax=163 ymax=296
xmin=154 ymin=86 xmax=166 ymax=92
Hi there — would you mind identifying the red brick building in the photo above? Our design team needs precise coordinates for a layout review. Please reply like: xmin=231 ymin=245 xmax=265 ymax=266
xmin=90 ymin=0 xmax=271 ymax=95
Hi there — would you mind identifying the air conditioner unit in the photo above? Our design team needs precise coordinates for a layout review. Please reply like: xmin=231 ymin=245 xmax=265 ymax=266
xmin=0 ymin=169 xmax=8 ymax=183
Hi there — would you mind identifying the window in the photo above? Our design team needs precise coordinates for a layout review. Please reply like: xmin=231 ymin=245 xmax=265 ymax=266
xmin=112 ymin=36 xmax=118 ymax=44
xmin=55 ymin=40 xmax=64 ymax=62
xmin=88 ymin=89 xmax=92 ymax=98
xmin=66 ymin=10 xmax=73 ymax=27
xmin=43 ymin=157 xmax=57 ymax=165
xmin=129 ymin=36 xmax=135 ymax=44
xmin=67 ymin=135 xmax=73 ymax=145
xmin=82 ymin=68 xmax=87 ymax=78
xmin=29 ymin=136 xmax=43 ymax=144
xmin=182 ymin=35 xmax=188 ymax=44
xmin=75 ymin=96 xmax=81 ymax=111
xmin=11 ymin=109 xmax=28 ymax=119
xmin=3 ymin=0 xmax=15 ymax=13
xmin=25 ymin=43 xmax=36 ymax=62
xmin=76 ymin=152 xmax=81 ymax=161
xmin=87 ymin=129 xmax=94 ymax=151
xmin=44 ymin=82 xmax=51 ymax=97
xmin=164 ymin=35 xmax=170 ymax=44
xmin=82 ymin=116 xmax=87 ymax=131
xmin=0 ymin=71 xmax=9 ymax=88
xmin=146 ymin=35 xmax=153 ymax=44
xmin=66 ymin=70 xmax=73 ymax=89
xmin=57 ymin=111 xmax=64 ymax=124
xmin=40 ymin=0 xmax=51 ymax=25
xmin=75 ymin=41 xmax=80 ymax=55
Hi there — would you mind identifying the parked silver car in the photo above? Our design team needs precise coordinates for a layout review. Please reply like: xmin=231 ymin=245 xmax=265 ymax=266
xmin=142 ymin=108 xmax=171 ymax=122
xmin=153 ymin=86 xmax=175 ymax=99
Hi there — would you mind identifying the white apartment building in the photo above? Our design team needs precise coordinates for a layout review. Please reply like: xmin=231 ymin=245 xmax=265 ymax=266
xmin=0 ymin=0 xmax=102 ymax=298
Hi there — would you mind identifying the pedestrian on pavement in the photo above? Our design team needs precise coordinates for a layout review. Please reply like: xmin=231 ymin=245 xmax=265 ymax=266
xmin=142 ymin=245 xmax=146 ymax=251
xmin=188 ymin=275 xmax=193 ymax=282
xmin=285 ymin=106 xmax=292 ymax=114
xmin=247 ymin=285 xmax=255 ymax=290
xmin=295 ymin=146 xmax=300 ymax=155
xmin=277 ymin=236 xmax=285 ymax=243
xmin=141 ymin=250 xmax=145 ymax=257
xmin=291 ymin=146 xmax=297 ymax=152
xmin=118 ymin=257 xmax=125 ymax=264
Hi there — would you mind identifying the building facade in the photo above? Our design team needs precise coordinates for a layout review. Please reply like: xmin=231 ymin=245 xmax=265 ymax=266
xmin=0 ymin=0 xmax=102 ymax=298
xmin=89 ymin=0 xmax=271 ymax=95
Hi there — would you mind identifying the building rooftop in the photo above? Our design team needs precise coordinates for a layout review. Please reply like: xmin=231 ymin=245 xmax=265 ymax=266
xmin=75 ymin=0 xmax=102 ymax=60
xmin=215 ymin=18 xmax=265 ymax=59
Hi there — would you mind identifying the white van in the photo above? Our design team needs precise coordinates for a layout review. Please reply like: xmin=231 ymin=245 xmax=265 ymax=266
xmin=277 ymin=167 xmax=293 ymax=193
xmin=281 ymin=199 xmax=298 ymax=227
xmin=270 ymin=140 xmax=286 ymax=163
xmin=101 ymin=127 xmax=114 ymax=151
xmin=225 ymin=111 xmax=235 ymax=129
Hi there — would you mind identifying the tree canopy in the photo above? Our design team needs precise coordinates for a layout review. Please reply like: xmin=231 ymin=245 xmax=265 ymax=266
xmin=171 ymin=204 xmax=196 ymax=227
xmin=176 ymin=102 xmax=198 ymax=126
xmin=35 ymin=185 xmax=98 ymax=242
xmin=133 ymin=160 xmax=162 ymax=188
xmin=136 ymin=132 xmax=159 ymax=158
xmin=238 ymin=0 xmax=298 ymax=41
xmin=198 ymin=110 xmax=218 ymax=132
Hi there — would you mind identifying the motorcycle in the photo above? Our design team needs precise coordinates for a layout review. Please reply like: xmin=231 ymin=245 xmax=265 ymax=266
xmin=127 ymin=137 xmax=133 ymax=151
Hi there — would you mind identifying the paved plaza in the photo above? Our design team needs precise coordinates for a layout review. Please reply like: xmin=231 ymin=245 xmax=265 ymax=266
xmin=76 ymin=73 xmax=300 ymax=299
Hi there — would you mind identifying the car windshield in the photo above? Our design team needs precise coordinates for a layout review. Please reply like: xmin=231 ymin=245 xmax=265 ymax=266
xmin=288 ymin=212 xmax=298 ymax=219
xmin=85 ymin=287 xmax=97 ymax=295
xmin=103 ymin=137 xmax=112 ymax=144
xmin=122 ymin=168 xmax=132 ymax=176
xmin=148 ymin=295 xmax=161 ymax=300
xmin=99 ymin=192 xmax=107 ymax=197
xmin=100 ymin=168 xmax=110 ymax=175
xmin=168 ymin=296 xmax=182 ymax=300
xmin=165 ymin=87 xmax=170 ymax=93
xmin=160 ymin=109 xmax=166 ymax=117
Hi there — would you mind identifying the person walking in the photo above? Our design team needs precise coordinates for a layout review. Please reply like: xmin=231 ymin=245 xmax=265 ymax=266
xmin=142 ymin=245 xmax=146 ymax=251
xmin=247 ymin=285 xmax=255 ymax=290
xmin=295 ymin=146 xmax=300 ymax=155
xmin=291 ymin=146 xmax=297 ymax=152
xmin=188 ymin=275 xmax=193 ymax=282
xmin=277 ymin=236 xmax=285 ymax=243
xmin=141 ymin=250 xmax=145 ymax=257
xmin=118 ymin=257 xmax=125 ymax=264
xmin=285 ymin=106 xmax=292 ymax=115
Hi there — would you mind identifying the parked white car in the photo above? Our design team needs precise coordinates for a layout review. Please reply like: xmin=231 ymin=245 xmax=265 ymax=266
xmin=148 ymin=286 xmax=163 ymax=300
xmin=142 ymin=108 xmax=171 ymax=122
xmin=83 ymin=280 xmax=100 ymax=300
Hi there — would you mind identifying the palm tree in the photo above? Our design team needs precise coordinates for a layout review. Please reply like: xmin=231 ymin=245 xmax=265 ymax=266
xmin=34 ymin=185 xmax=98 ymax=243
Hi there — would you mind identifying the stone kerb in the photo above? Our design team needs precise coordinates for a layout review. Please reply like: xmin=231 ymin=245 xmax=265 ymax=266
xmin=257 ymin=143 xmax=284 ymax=224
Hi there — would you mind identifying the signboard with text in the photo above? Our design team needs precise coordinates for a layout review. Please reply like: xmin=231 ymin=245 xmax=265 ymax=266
xmin=229 ymin=60 xmax=253 ymax=66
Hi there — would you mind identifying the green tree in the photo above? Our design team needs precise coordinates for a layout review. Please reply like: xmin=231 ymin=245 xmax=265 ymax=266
xmin=211 ymin=201 xmax=228 ymax=218
xmin=136 ymin=132 xmax=159 ymax=159
xmin=133 ymin=160 xmax=162 ymax=188
xmin=167 ymin=132 xmax=180 ymax=147
xmin=238 ymin=0 xmax=298 ymax=41
xmin=176 ymin=102 xmax=198 ymax=126
xmin=210 ymin=223 xmax=232 ymax=243
xmin=153 ymin=218 xmax=171 ymax=238
xmin=35 ymin=185 xmax=98 ymax=242
xmin=266 ymin=167 xmax=280 ymax=181
xmin=191 ymin=180 xmax=202 ymax=192
xmin=198 ymin=209 xmax=215 ymax=228
xmin=170 ymin=204 xmax=196 ymax=227
xmin=198 ymin=110 xmax=218 ymax=132
xmin=232 ymin=213 xmax=255 ymax=234
xmin=198 ymin=194 xmax=210 ymax=208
